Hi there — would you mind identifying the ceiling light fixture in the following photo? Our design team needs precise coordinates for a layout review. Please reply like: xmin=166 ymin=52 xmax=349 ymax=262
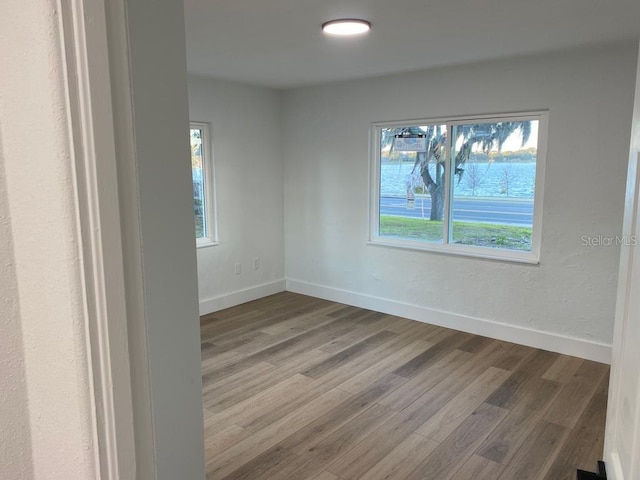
xmin=322 ymin=19 xmax=371 ymax=36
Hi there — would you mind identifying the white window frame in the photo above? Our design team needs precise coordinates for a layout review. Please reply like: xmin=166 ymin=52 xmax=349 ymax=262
xmin=369 ymin=111 xmax=548 ymax=264
xmin=190 ymin=121 xmax=218 ymax=247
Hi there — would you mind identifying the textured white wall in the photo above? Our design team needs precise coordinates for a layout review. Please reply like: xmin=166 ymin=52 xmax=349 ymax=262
xmin=283 ymin=44 xmax=637 ymax=350
xmin=0 ymin=1 xmax=95 ymax=478
xmin=188 ymin=76 xmax=285 ymax=312
xmin=0 ymin=132 xmax=33 ymax=479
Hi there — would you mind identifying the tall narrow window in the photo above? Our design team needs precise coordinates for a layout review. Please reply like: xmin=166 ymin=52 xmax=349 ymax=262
xmin=371 ymin=112 xmax=547 ymax=263
xmin=190 ymin=122 xmax=217 ymax=246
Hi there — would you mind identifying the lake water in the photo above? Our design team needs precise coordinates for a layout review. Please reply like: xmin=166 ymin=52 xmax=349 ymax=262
xmin=381 ymin=162 xmax=536 ymax=198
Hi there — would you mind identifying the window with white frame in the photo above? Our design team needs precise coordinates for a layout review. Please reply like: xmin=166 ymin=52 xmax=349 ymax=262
xmin=370 ymin=112 xmax=547 ymax=263
xmin=190 ymin=122 xmax=217 ymax=246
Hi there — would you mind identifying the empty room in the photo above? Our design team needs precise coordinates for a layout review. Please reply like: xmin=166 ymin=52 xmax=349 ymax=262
xmin=3 ymin=1 xmax=640 ymax=480
xmin=185 ymin=1 xmax=640 ymax=479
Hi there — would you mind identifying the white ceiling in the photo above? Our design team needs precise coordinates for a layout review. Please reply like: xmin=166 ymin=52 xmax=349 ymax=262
xmin=184 ymin=0 xmax=640 ymax=89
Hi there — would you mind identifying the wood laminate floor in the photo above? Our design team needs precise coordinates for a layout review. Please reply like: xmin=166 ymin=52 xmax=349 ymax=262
xmin=201 ymin=292 xmax=609 ymax=480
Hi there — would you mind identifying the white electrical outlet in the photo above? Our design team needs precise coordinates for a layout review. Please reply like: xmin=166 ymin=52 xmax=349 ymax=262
xmin=234 ymin=263 xmax=241 ymax=275
xmin=253 ymin=257 xmax=260 ymax=270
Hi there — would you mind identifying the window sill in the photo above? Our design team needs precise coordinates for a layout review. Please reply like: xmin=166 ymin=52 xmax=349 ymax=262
xmin=196 ymin=239 xmax=219 ymax=249
xmin=367 ymin=238 xmax=540 ymax=265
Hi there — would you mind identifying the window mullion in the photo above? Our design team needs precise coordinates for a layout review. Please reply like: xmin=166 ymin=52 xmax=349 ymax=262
xmin=442 ymin=124 xmax=453 ymax=244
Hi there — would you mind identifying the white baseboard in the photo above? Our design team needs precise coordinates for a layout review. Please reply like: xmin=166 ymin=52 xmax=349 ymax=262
xmin=604 ymin=452 xmax=623 ymax=480
xmin=286 ymin=278 xmax=612 ymax=364
xmin=199 ymin=279 xmax=286 ymax=316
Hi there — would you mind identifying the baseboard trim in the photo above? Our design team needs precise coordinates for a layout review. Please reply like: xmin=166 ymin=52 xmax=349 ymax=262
xmin=199 ymin=279 xmax=286 ymax=315
xmin=286 ymin=278 xmax=612 ymax=364
xmin=604 ymin=452 xmax=624 ymax=480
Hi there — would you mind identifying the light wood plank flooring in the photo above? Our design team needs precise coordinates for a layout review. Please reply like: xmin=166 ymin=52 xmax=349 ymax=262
xmin=201 ymin=292 xmax=609 ymax=480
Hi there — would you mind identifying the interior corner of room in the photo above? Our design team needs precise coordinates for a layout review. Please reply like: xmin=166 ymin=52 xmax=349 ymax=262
xmin=191 ymin=43 xmax=638 ymax=365
xmin=4 ymin=1 xmax=640 ymax=478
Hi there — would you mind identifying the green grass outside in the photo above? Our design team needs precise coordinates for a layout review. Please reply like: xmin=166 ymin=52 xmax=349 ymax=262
xmin=380 ymin=215 xmax=532 ymax=251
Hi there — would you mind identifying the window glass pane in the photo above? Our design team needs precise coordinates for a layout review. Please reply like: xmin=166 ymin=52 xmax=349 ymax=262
xmin=378 ymin=124 xmax=447 ymax=244
xmin=190 ymin=127 xmax=207 ymax=239
xmin=450 ymin=120 xmax=538 ymax=251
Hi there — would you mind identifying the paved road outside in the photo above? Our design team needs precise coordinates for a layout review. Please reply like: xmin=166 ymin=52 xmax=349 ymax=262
xmin=380 ymin=195 xmax=533 ymax=226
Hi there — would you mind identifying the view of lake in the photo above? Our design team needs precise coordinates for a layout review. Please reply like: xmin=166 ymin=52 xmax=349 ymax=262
xmin=381 ymin=162 xmax=536 ymax=198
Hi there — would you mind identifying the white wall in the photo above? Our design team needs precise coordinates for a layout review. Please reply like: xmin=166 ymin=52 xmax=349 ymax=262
xmin=123 ymin=1 xmax=205 ymax=478
xmin=0 ymin=117 xmax=33 ymax=479
xmin=188 ymin=76 xmax=285 ymax=314
xmin=0 ymin=1 xmax=95 ymax=478
xmin=283 ymin=44 xmax=638 ymax=363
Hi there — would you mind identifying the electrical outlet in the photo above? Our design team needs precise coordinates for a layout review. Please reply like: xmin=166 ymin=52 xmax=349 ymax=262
xmin=253 ymin=257 xmax=260 ymax=270
xmin=234 ymin=263 xmax=241 ymax=275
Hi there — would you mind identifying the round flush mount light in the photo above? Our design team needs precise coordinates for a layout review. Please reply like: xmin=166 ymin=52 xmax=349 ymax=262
xmin=322 ymin=19 xmax=371 ymax=36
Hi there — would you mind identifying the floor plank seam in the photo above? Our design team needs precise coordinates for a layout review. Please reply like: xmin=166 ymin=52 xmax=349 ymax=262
xmin=201 ymin=292 xmax=610 ymax=480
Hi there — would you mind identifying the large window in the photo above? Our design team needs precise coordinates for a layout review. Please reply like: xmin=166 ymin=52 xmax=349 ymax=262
xmin=190 ymin=122 xmax=217 ymax=246
xmin=370 ymin=112 xmax=547 ymax=263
